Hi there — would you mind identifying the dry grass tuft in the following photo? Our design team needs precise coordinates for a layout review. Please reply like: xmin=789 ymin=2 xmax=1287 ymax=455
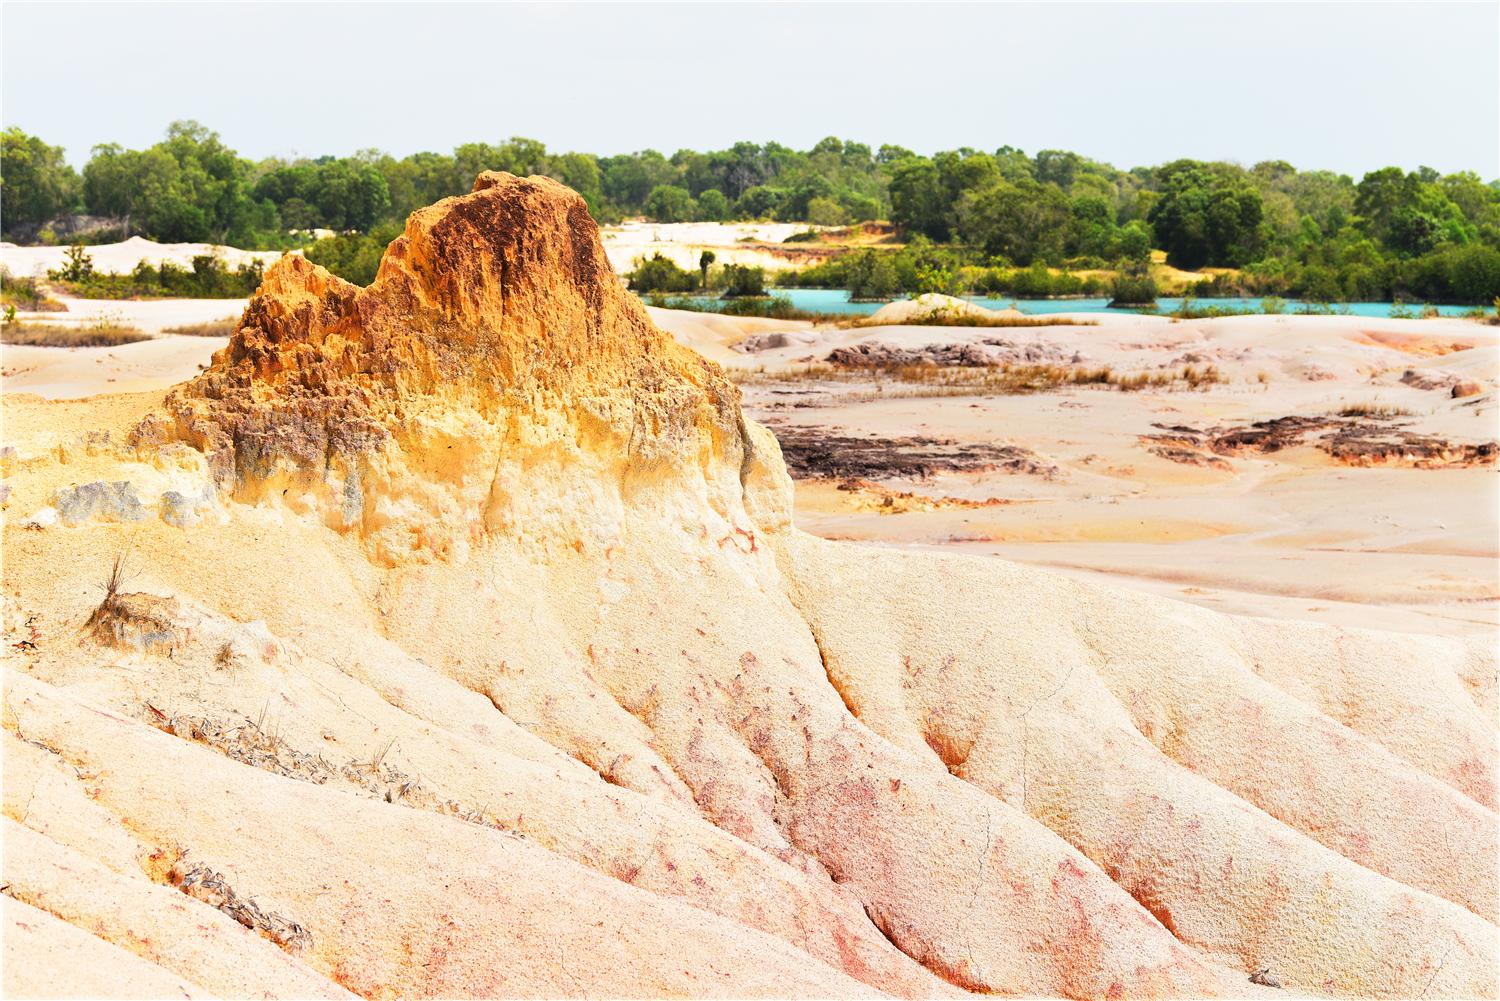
xmin=730 ymin=361 xmax=1225 ymax=396
xmin=90 ymin=552 xmax=131 ymax=621
xmin=0 ymin=321 xmax=151 ymax=347
xmin=850 ymin=314 xmax=1097 ymax=329
xmin=169 ymin=863 xmax=312 ymax=951
xmin=163 ymin=317 xmax=238 ymax=337
xmin=147 ymin=705 xmax=516 ymax=834
xmin=1335 ymin=402 xmax=1416 ymax=418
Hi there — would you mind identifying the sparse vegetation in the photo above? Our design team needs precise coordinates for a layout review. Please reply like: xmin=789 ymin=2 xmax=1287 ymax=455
xmin=169 ymin=863 xmax=312 ymax=951
xmin=731 ymin=360 xmax=1224 ymax=395
xmin=164 ymin=317 xmax=238 ymax=337
xmin=0 ymin=268 xmax=63 ymax=311
xmin=84 ymin=551 xmax=140 ymax=636
xmin=46 ymin=245 xmax=266 ymax=299
xmin=850 ymin=313 xmax=1096 ymax=329
xmin=0 ymin=318 xmax=151 ymax=347
xmin=643 ymin=293 xmax=845 ymax=322
xmin=1109 ymin=273 xmax=1158 ymax=307
xmin=1335 ymin=402 xmax=1416 ymax=418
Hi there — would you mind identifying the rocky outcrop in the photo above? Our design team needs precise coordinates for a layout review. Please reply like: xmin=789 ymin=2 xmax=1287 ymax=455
xmin=51 ymin=480 xmax=147 ymax=526
xmin=134 ymin=172 xmax=786 ymax=562
xmin=768 ymin=422 xmax=1059 ymax=480
xmin=828 ymin=338 xmax=1082 ymax=368
xmin=1141 ymin=417 xmax=1499 ymax=469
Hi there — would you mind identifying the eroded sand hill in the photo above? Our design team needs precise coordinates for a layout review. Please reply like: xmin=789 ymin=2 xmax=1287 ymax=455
xmin=2 ymin=174 xmax=1496 ymax=1000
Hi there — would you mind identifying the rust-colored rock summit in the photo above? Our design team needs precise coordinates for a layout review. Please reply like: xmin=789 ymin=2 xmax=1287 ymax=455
xmin=142 ymin=172 xmax=773 ymax=560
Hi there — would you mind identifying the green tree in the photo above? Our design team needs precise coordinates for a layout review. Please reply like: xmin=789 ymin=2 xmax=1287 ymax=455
xmin=1034 ymin=149 xmax=1082 ymax=190
xmin=1118 ymin=220 xmax=1152 ymax=263
xmin=958 ymin=179 xmax=1072 ymax=264
xmin=644 ymin=184 xmax=696 ymax=222
xmin=721 ymin=264 xmax=766 ymax=297
xmin=1352 ymin=168 xmax=1470 ymax=255
xmin=1 ymin=128 xmax=80 ymax=233
xmin=156 ymin=120 xmax=258 ymax=243
xmin=806 ymin=196 xmax=847 ymax=227
xmin=311 ymin=159 xmax=391 ymax=231
xmin=735 ymin=185 xmax=784 ymax=219
xmin=1148 ymin=160 xmax=1264 ymax=268
xmin=1445 ymin=243 xmax=1500 ymax=302
xmin=305 ymin=222 xmax=402 ymax=285
xmin=888 ymin=158 xmax=948 ymax=239
xmin=626 ymin=253 xmax=696 ymax=293
xmin=545 ymin=151 xmax=603 ymax=210
xmin=845 ymin=250 xmax=899 ymax=299
xmin=83 ymin=144 xmax=179 ymax=238
xmin=695 ymin=189 xmax=729 ymax=221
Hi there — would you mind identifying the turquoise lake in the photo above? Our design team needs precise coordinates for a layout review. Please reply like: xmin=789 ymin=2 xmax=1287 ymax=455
xmin=652 ymin=288 xmax=1481 ymax=319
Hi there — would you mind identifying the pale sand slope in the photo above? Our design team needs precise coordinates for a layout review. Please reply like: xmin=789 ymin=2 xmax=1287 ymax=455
xmin=1 ymin=296 xmax=239 ymax=397
xmin=2 ymin=173 xmax=1495 ymax=999
xmin=601 ymin=219 xmax=828 ymax=273
xmin=867 ymin=292 xmax=1023 ymax=323
xmin=6 ymin=294 xmax=247 ymax=333
xmin=3 ymin=225 xmax=810 ymax=282
xmin=0 ymin=236 xmax=284 ymax=277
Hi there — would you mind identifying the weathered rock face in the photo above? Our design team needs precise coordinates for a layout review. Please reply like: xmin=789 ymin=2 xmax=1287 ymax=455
xmin=138 ymin=172 xmax=786 ymax=562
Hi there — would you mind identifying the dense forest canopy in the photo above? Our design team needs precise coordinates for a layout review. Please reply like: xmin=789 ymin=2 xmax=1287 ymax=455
xmin=3 ymin=122 xmax=1499 ymax=302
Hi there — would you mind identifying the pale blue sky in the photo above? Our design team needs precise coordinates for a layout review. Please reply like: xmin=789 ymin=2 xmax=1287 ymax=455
xmin=4 ymin=2 xmax=1497 ymax=177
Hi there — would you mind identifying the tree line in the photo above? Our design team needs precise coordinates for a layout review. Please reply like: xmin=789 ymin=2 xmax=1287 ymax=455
xmin=3 ymin=122 xmax=1498 ymax=302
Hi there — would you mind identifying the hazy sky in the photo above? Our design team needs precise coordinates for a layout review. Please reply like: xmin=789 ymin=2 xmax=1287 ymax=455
xmin=4 ymin=2 xmax=1497 ymax=177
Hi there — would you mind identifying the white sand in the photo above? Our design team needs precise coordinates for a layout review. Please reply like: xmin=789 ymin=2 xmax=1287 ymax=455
xmin=600 ymin=220 xmax=827 ymax=274
xmin=1 ymin=237 xmax=286 ymax=278
xmin=867 ymin=292 xmax=1023 ymax=324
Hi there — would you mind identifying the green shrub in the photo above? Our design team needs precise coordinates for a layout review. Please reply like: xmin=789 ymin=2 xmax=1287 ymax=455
xmin=721 ymin=264 xmax=767 ymax=297
xmin=304 ymin=223 xmax=401 ymax=286
xmin=1109 ymin=274 xmax=1158 ymax=306
xmin=627 ymin=253 xmax=697 ymax=294
xmin=642 ymin=293 xmax=842 ymax=322
xmin=49 ymin=247 xmax=267 ymax=298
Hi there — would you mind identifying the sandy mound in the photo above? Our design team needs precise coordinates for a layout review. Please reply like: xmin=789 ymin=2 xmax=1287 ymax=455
xmin=0 ymin=235 xmax=283 ymax=277
xmin=867 ymin=292 xmax=1024 ymax=325
xmin=3 ymin=173 xmax=1495 ymax=999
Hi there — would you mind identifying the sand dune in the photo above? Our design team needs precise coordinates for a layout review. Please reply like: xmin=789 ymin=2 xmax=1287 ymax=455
xmin=0 ymin=236 xmax=283 ymax=278
xmin=2 ymin=174 xmax=1495 ymax=999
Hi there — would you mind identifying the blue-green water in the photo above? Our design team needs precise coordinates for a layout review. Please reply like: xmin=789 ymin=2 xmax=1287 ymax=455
xmin=657 ymin=288 xmax=1482 ymax=319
